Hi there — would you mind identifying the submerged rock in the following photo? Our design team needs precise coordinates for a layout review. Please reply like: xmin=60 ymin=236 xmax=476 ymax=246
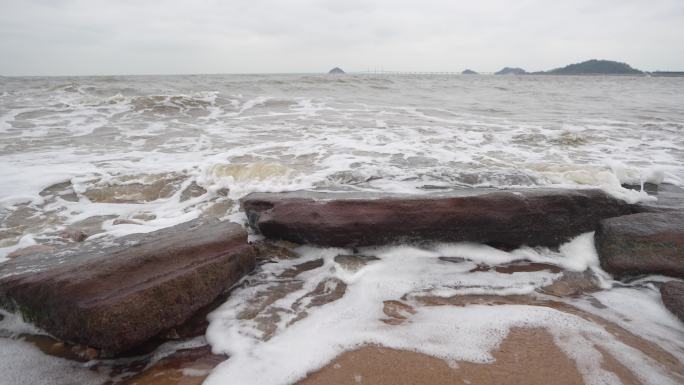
xmin=6 ymin=244 xmax=56 ymax=259
xmin=540 ymin=270 xmax=601 ymax=297
xmin=83 ymin=173 xmax=185 ymax=204
xmin=660 ymin=281 xmax=684 ymax=321
xmin=59 ymin=228 xmax=89 ymax=242
xmin=252 ymin=240 xmax=300 ymax=261
xmin=180 ymin=181 xmax=207 ymax=202
xmin=39 ymin=181 xmax=79 ymax=203
xmin=241 ymin=189 xmax=638 ymax=248
xmin=116 ymin=346 xmax=225 ymax=385
xmin=0 ymin=218 xmax=255 ymax=354
xmin=112 ymin=218 xmax=142 ymax=226
xmin=334 ymin=254 xmax=379 ymax=271
xmin=65 ymin=215 xmax=118 ymax=239
xmin=595 ymin=212 xmax=684 ymax=278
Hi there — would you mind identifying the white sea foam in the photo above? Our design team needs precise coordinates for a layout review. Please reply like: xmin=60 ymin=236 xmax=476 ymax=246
xmin=572 ymin=285 xmax=684 ymax=359
xmin=204 ymin=236 xmax=684 ymax=385
xmin=0 ymin=339 xmax=107 ymax=385
xmin=0 ymin=310 xmax=107 ymax=385
xmin=1 ymin=74 xmax=683 ymax=255
xmin=1 ymin=75 xmax=683 ymax=382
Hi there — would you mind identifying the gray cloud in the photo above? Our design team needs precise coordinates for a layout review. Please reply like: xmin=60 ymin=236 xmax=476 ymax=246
xmin=1 ymin=0 xmax=683 ymax=75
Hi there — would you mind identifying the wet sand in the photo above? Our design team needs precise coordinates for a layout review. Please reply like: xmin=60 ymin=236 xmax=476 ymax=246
xmin=298 ymin=328 xmax=635 ymax=385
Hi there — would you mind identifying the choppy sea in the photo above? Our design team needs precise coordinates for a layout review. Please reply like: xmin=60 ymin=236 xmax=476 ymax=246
xmin=1 ymin=74 xmax=683 ymax=385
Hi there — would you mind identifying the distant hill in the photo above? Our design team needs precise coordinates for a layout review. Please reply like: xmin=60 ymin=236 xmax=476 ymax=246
xmin=495 ymin=67 xmax=526 ymax=75
xmin=328 ymin=67 xmax=345 ymax=74
xmin=461 ymin=69 xmax=478 ymax=75
xmin=543 ymin=59 xmax=642 ymax=75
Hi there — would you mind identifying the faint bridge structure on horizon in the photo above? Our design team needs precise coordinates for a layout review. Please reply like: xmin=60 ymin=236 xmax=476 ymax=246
xmin=352 ymin=70 xmax=494 ymax=75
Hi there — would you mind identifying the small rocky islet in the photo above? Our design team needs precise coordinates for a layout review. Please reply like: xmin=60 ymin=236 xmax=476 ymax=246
xmin=329 ymin=59 xmax=684 ymax=76
xmin=476 ymin=59 xmax=682 ymax=76
xmin=1 ymin=185 xmax=683 ymax=384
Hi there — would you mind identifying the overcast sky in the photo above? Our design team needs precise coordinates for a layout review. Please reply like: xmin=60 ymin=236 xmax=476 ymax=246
xmin=1 ymin=0 xmax=683 ymax=76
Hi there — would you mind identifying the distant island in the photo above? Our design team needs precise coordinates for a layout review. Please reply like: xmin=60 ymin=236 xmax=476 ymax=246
xmin=538 ymin=59 xmax=643 ymax=75
xmin=490 ymin=60 xmax=661 ymax=76
xmin=495 ymin=67 xmax=526 ymax=75
xmin=327 ymin=60 xmax=683 ymax=77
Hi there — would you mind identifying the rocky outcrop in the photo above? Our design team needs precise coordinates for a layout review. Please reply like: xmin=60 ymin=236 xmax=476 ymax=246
xmin=495 ymin=67 xmax=526 ymax=75
xmin=241 ymin=189 xmax=638 ymax=248
xmin=543 ymin=59 xmax=643 ymax=75
xmin=0 ymin=218 xmax=255 ymax=354
xmin=461 ymin=69 xmax=478 ymax=75
xmin=328 ymin=67 xmax=345 ymax=74
xmin=596 ymin=212 xmax=684 ymax=278
xmin=660 ymin=281 xmax=684 ymax=321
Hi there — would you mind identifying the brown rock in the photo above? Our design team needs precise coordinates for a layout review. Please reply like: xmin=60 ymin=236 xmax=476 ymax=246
xmin=540 ymin=271 xmax=601 ymax=297
xmin=252 ymin=241 xmax=299 ymax=260
xmin=0 ymin=218 xmax=255 ymax=354
xmin=334 ymin=254 xmax=379 ymax=271
xmin=280 ymin=259 xmax=324 ymax=278
xmin=132 ymin=212 xmax=157 ymax=221
xmin=180 ymin=181 xmax=208 ymax=202
xmin=39 ymin=181 xmax=79 ymax=203
xmin=83 ymin=173 xmax=185 ymax=204
xmin=660 ymin=281 xmax=684 ymax=321
xmin=84 ymin=347 xmax=99 ymax=360
xmin=203 ymin=200 xmax=235 ymax=218
xmin=113 ymin=218 xmax=142 ymax=226
xmin=300 ymin=278 xmax=347 ymax=308
xmin=242 ymin=189 xmax=638 ymax=248
xmin=382 ymin=300 xmax=416 ymax=325
xmin=59 ymin=228 xmax=89 ymax=242
xmin=596 ymin=212 xmax=684 ymax=278
xmin=495 ymin=262 xmax=562 ymax=274
xmin=116 ymin=346 xmax=224 ymax=385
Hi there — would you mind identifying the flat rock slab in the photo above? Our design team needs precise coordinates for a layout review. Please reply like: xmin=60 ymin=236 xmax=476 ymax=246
xmin=241 ymin=189 xmax=638 ymax=248
xmin=0 ymin=218 xmax=255 ymax=354
xmin=596 ymin=212 xmax=684 ymax=278
xmin=660 ymin=281 xmax=684 ymax=321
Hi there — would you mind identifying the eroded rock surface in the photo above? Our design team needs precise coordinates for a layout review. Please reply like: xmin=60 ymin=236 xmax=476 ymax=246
xmin=242 ymin=189 xmax=638 ymax=248
xmin=6 ymin=244 xmax=56 ymax=259
xmin=596 ymin=212 xmax=684 ymax=278
xmin=661 ymin=281 xmax=684 ymax=321
xmin=0 ymin=218 xmax=255 ymax=354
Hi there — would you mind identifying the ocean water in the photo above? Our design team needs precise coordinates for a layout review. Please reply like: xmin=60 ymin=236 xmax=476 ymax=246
xmin=1 ymin=74 xmax=683 ymax=258
xmin=1 ymin=74 xmax=684 ymax=385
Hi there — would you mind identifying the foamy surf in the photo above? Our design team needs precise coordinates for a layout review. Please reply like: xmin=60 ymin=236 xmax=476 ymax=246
xmin=203 ymin=234 xmax=684 ymax=385
xmin=2 ymin=75 xmax=683 ymax=259
xmin=1 ymin=74 xmax=683 ymax=384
